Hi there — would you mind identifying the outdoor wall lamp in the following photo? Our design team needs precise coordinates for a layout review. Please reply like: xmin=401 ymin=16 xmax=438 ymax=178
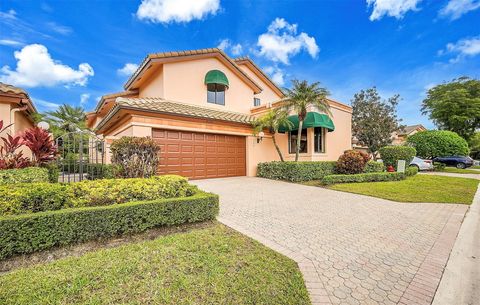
xmin=257 ymin=131 xmax=265 ymax=143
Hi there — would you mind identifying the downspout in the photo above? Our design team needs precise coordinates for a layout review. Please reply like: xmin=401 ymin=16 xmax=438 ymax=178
xmin=9 ymin=105 xmax=28 ymax=134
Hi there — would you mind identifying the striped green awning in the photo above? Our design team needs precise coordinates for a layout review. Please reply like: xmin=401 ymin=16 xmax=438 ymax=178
xmin=204 ymin=70 xmax=229 ymax=88
xmin=278 ymin=112 xmax=335 ymax=132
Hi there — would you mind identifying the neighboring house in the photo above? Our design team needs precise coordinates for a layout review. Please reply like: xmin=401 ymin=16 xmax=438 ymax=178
xmin=392 ymin=124 xmax=427 ymax=145
xmin=0 ymin=83 xmax=37 ymax=157
xmin=87 ymin=48 xmax=352 ymax=179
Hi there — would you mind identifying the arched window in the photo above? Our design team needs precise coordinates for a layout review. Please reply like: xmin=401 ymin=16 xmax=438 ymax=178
xmin=205 ymin=70 xmax=229 ymax=105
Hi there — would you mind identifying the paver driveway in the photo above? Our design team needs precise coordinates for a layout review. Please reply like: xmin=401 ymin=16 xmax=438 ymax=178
xmin=193 ymin=177 xmax=467 ymax=305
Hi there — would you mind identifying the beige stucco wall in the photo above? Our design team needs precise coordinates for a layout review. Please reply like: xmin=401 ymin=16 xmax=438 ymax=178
xmin=0 ymin=103 xmax=10 ymax=137
xmin=237 ymin=65 xmax=281 ymax=106
xmin=138 ymin=57 xmax=256 ymax=114
xmin=0 ymin=102 xmax=34 ymax=158
xmin=139 ymin=65 xmax=164 ymax=98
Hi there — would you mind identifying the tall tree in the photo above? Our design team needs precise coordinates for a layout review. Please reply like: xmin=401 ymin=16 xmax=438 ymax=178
xmin=283 ymin=80 xmax=330 ymax=161
xmin=421 ymin=77 xmax=480 ymax=141
xmin=45 ymin=104 xmax=87 ymax=137
xmin=351 ymin=87 xmax=403 ymax=159
xmin=253 ymin=108 xmax=293 ymax=162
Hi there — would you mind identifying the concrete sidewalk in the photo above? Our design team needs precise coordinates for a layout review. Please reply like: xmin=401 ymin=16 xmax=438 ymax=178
xmin=432 ymin=184 xmax=480 ymax=305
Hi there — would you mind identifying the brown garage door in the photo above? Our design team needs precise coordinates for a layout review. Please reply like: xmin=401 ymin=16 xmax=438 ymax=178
xmin=152 ymin=129 xmax=246 ymax=179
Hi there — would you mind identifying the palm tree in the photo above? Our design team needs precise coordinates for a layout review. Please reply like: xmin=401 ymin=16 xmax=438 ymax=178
xmin=283 ymin=80 xmax=331 ymax=161
xmin=45 ymin=104 xmax=87 ymax=137
xmin=253 ymin=108 xmax=293 ymax=162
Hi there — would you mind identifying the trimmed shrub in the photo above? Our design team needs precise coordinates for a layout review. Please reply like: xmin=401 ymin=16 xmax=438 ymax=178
xmin=0 ymin=175 xmax=198 ymax=216
xmin=257 ymin=161 xmax=336 ymax=182
xmin=321 ymin=172 xmax=405 ymax=185
xmin=0 ymin=192 xmax=219 ymax=259
xmin=110 ymin=137 xmax=161 ymax=178
xmin=406 ymin=130 xmax=469 ymax=159
xmin=85 ymin=163 xmax=120 ymax=180
xmin=378 ymin=146 xmax=416 ymax=169
xmin=406 ymin=166 xmax=418 ymax=176
xmin=0 ymin=183 xmax=69 ymax=215
xmin=0 ymin=167 xmax=49 ymax=184
xmin=364 ymin=161 xmax=384 ymax=173
xmin=335 ymin=150 xmax=369 ymax=174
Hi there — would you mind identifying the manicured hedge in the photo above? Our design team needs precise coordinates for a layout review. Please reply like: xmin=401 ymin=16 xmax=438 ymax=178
xmin=0 ymin=192 xmax=219 ymax=259
xmin=364 ymin=161 xmax=384 ymax=173
xmin=0 ymin=167 xmax=49 ymax=185
xmin=257 ymin=161 xmax=336 ymax=182
xmin=321 ymin=172 xmax=406 ymax=185
xmin=0 ymin=175 xmax=198 ymax=216
xmin=378 ymin=146 xmax=416 ymax=169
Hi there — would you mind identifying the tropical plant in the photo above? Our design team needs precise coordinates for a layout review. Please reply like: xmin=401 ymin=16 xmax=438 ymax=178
xmin=421 ymin=77 xmax=480 ymax=141
xmin=45 ymin=104 xmax=87 ymax=137
xmin=351 ymin=87 xmax=403 ymax=159
xmin=282 ymin=80 xmax=330 ymax=161
xmin=253 ymin=108 xmax=293 ymax=162
xmin=0 ymin=120 xmax=30 ymax=169
xmin=110 ymin=136 xmax=161 ymax=178
xmin=406 ymin=130 xmax=469 ymax=159
xmin=22 ymin=127 xmax=57 ymax=166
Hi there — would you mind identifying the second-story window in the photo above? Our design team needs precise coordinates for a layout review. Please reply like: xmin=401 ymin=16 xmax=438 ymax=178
xmin=207 ymin=83 xmax=226 ymax=105
xmin=254 ymin=97 xmax=261 ymax=107
xmin=205 ymin=70 xmax=229 ymax=106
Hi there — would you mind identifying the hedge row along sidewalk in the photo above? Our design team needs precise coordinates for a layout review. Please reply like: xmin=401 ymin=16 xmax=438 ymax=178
xmin=0 ymin=192 xmax=219 ymax=259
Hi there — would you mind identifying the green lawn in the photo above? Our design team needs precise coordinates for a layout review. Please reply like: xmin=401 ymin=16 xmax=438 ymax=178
xmin=471 ymin=165 xmax=480 ymax=169
xmin=0 ymin=224 xmax=310 ymax=305
xmin=438 ymin=167 xmax=480 ymax=174
xmin=325 ymin=174 xmax=478 ymax=204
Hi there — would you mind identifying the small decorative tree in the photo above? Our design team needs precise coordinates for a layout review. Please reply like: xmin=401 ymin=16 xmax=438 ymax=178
xmin=351 ymin=87 xmax=403 ymax=159
xmin=110 ymin=136 xmax=160 ymax=178
xmin=253 ymin=108 xmax=293 ymax=162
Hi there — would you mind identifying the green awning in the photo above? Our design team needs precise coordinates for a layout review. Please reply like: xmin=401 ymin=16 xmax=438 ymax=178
xmin=204 ymin=70 xmax=229 ymax=88
xmin=278 ymin=112 xmax=335 ymax=132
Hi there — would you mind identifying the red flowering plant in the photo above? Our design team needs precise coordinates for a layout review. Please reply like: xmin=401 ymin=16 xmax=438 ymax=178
xmin=0 ymin=120 xmax=30 ymax=169
xmin=22 ymin=126 xmax=58 ymax=166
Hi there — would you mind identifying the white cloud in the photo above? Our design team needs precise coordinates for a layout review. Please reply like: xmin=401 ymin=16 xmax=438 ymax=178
xmin=216 ymin=38 xmax=243 ymax=56
xmin=0 ymin=9 xmax=17 ymax=20
xmin=439 ymin=36 xmax=480 ymax=63
xmin=257 ymin=18 xmax=319 ymax=65
xmin=366 ymin=0 xmax=422 ymax=21
xmin=33 ymin=98 xmax=61 ymax=111
xmin=117 ymin=63 xmax=139 ymax=76
xmin=136 ymin=0 xmax=220 ymax=23
xmin=264 ymin=66 xmax=285 ymax=86
xmin=0 ymin=44 xmax=94 ymax=87
xmin=439 ymin=0 xmax=480 ymax=20
xmin=0 ymin=39 xmax=23 ymax=47
xmin=80 ymin=93 xmax=90 ymax=106
xmin=46 ymin=22 xmax=73 ymax=35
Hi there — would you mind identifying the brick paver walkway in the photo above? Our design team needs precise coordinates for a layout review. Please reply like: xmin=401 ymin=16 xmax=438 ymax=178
xmin=193 ymin=177 xmax=467 ymax=305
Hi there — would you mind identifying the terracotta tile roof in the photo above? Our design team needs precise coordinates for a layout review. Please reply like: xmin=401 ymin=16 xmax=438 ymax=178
xmin=124 ymin=48 xmax=262 ymax=93
xmin=398 ymin=124 xmax=426 ymax=135
xmin=94 ymin=90 xmax=138 ymax=112
xmin=0 ymin=82 xmax=27 ymax=96
xmin=95 ymin=97 xmax=255 ymax=132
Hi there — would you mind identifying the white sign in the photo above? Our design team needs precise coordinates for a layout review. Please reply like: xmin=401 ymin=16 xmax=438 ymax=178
xmin=397 ymin=160 xmax=406 ymax=173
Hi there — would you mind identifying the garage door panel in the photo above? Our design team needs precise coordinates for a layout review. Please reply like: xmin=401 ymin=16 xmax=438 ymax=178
xmin=154 ymin=129 xmax=246 ymax=179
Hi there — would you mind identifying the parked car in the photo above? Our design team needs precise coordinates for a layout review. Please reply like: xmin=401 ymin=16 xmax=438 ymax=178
xmin=432 ymin=156 xmax=474 ymax=169
xmin=409 ymin=157 xmax=434 ymax=171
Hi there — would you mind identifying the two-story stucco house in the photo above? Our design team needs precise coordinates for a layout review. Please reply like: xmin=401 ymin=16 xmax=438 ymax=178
xmin=87 ymin=48 xmax=352 ymax=179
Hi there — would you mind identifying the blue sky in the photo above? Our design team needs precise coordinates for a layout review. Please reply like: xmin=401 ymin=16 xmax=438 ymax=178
xmin=1 ymin=0 xmax=479 ymax=128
